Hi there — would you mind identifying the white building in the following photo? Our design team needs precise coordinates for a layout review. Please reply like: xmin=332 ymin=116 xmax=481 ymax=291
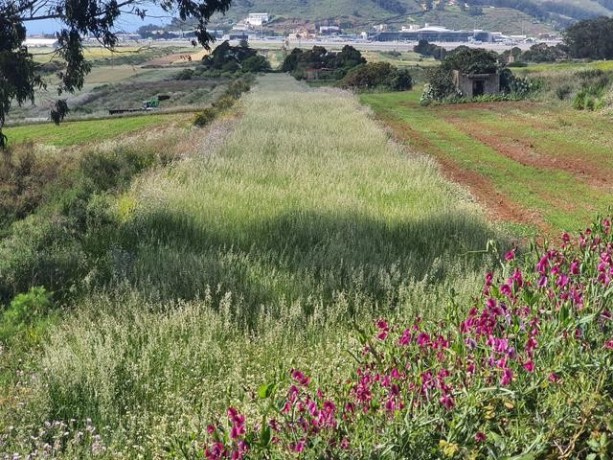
xmin=24 ymin=38 xmax=59 ymax=48
xmin=246 ymin=13 xmax=270 ymax=27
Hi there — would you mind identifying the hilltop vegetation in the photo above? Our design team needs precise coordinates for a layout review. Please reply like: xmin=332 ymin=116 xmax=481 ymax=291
xmin=213 ymin=0 xmax=613 ymax=32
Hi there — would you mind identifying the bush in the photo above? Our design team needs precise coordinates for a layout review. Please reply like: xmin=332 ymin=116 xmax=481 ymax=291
xmin=213 ymin=95 xmax=237 ymax=111
xmin=340 ymin=62 xmax=412 ymax=91
xmin=194 ymin=108 xmax=219 ymax=127
xmin=175 ymin=69 xmax=195 ymax=80
xmin=2 ymin=286 xmax=53 ymax=326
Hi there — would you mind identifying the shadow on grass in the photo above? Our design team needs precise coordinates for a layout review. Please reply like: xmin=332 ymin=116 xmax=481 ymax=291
xmin=113 ymin=208 xmax=504 ymax=322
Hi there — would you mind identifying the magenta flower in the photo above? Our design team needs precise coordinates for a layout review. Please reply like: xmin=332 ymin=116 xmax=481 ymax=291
xmin=291 ymin=439 xmax=306 ymax=453
xmin=439 ymin=393 xmax=455 ymax=410
xmin=605 ymin=339 xmax=613 ymax=350
xmin=501 ymin=368 xmax=513 ymax=386
xmin=475 ymin=432 xmax=487 ymax=443
xmin=505 ymin=249 xmax=516 ymax=261
xmin=523 ymin=360 xmax=535 ymax=373
xmin=291 ymin=369 xmax=311 ymax=387
xmin=548 ymin=373 xmax=561 ymax=383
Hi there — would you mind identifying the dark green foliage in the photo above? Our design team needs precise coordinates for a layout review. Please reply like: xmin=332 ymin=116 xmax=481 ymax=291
xmin=441 ymin=46 xmax=498 ymax=74
xmin=521 ymin=43 xmax=568 ymax=63
xmin=370 ymin=0 xmax=407 ymax=14
xmin=194 ymin=108 xmax=219 ymax=126
xmin=0 ymin=0 xmax=232 ymax=146
xmin=202 ymin=40 xmax=271 ymax=73
xmin=340 ymin=62 xmax=413 ymax=91
xmin=0 ymin=144 xmax=173 ymax=304
xmin=421 ymin=66 xmax=457 ymax=103
xmin=282 ymin=45 xmax=366 ymax=81
xmin=564 ymin=16 xmax=613 ymax=59
xmin=0 ymin=7 xmax=42 ymax=148
xmin=414 ymin=40 xmax=447 ymax=60
xmin=241 ymin=55 xmax=272 ymax=73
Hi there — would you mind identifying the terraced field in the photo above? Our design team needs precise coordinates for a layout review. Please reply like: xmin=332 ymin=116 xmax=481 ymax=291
xmin=362 ymin=90 xmax=613 ymax=234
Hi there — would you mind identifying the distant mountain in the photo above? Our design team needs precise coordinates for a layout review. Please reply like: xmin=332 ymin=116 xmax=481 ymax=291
xmin=211 ymin=0 xmax=613 ymax=34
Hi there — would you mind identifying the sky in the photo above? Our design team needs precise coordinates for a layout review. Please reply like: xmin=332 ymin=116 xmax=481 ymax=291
xmin=25 ymin=5 xmax=174 ymax=35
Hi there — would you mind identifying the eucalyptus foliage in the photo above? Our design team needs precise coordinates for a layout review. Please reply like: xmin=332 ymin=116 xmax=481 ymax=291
xmin=0 ymin=0 xmax=233 ymax=147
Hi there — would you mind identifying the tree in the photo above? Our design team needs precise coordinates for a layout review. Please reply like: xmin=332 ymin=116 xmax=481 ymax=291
xmin=564 ymin=17 xmax=613 ymax=60
xmin=0 ymin=0 xmax=233 ymax=148
xmin=340 ymin=62 xmax=412 ymax=91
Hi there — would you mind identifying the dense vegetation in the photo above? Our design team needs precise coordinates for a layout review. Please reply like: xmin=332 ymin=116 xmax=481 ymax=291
xmin=202 ymin=40 xmax=272 ymax=73
xmin=204 ymin=218 xmax=613 ymax=459
xmin=0 ymin=0 xmax=232 ymax=148
xmin=0 ymin=74 xmax=503 ymax=458
xmin=564 ymin=16 xmax=613 ymax=60
xmin=281 ymin=45 xmax=366 ymax=81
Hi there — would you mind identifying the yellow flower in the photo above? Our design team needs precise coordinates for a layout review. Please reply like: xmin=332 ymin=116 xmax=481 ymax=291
xmin=439 ymin=440 xmax=459 ymax=458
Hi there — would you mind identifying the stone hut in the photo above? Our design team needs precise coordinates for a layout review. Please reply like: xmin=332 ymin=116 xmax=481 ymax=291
xmin=452 ymin=70 xmax=500 ymax=98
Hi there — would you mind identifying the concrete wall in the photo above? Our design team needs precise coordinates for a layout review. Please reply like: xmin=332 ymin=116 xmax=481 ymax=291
xmin=452 ymin=70 xmax=500 ymax=98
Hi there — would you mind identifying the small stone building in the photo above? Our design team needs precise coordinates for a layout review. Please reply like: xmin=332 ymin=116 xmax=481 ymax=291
xmin=452 ymin=70 xmax=500 ymax=98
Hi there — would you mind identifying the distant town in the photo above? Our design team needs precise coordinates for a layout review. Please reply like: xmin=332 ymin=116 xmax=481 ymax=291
xmin=26 ymin=11 xmax=561 ymax=51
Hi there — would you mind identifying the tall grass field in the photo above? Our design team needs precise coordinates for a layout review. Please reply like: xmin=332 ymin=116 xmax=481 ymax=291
xmin=0 ymin=75 xmax=507 ymax=458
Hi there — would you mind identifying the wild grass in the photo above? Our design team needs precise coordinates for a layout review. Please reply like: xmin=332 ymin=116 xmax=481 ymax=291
xmin=0 ymin=75 xmax=505 ymax=457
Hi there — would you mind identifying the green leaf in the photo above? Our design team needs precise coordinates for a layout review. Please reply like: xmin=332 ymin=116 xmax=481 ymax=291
xmin=257 ymin=383 xmax=275 ymax=399
xmin=260 ymin=424 xmax=271 ymax=448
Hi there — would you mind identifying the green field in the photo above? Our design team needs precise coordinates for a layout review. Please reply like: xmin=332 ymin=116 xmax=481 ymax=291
xmin=361 ymin=89 xmax=613 ymax=234
xmin=4 ymin=113 xmax=189 ymax=147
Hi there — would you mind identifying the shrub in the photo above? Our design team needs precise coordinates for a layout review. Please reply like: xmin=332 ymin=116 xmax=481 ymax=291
xmin=175 ymin=69 xmax=194 ymax=80
xmin=2 ymin=286 xmax=53 ymax=326
xmin=213 ymin=95 xmax=237 ymax=111
xmin=194 ymin=108 xmax=219 ymax=127
xmin=340 ymin=62 xmax=412 ymax=91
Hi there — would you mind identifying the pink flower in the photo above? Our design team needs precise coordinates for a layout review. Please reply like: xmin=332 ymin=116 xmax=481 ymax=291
xmin=523 ymin=360 xmax=535 ymax=373
xmin=417 ymin=332 xmax=431 ymax=348
xmin=439 ymin=393 xmax=455 ymax=410
xmin=501 ymin=368 xmax=513 ymax=386
xmin=475 ymin=432 xmax=487 ymax=443
xmin=376 ymin=319 xmax=389 ymax=341
xmin=291 ymin=369 xmax=311 ymax=387
xmin=398 ymin=328 xmax=412 ymax=346
xmin=570 ymin=260 xmax=580 ymax=275
xmin=340 ymin=437 xmax=350 ymax=450
xmin=548 ymin=373 xmax=560 ymax=383
xmin=605 ymin=339 xmax=613 ymax=350
xmin=504 ymin=249 xmax=516 ymax=261
xmin=291 ymin=439 xmax=306 ymax=453
xmin=207 ymin=424 xmax=216 ymax=435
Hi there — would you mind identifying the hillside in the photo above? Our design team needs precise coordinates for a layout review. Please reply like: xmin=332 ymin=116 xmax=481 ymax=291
xmin=211 ymin=0 xmax=613 ymax=33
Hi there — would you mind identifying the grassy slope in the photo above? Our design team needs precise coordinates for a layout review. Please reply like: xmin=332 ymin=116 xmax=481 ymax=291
xmin=218 ymin=0 xmax=610 ymax=33
xmin=361 ymin=90 xmax=613 ymax=233
xmin=1 ymin=75 xmax=505 ymax=457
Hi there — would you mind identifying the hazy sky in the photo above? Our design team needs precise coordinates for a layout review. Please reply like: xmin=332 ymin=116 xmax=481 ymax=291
xmin=25 ymin=5 xmax=174 ymax=35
